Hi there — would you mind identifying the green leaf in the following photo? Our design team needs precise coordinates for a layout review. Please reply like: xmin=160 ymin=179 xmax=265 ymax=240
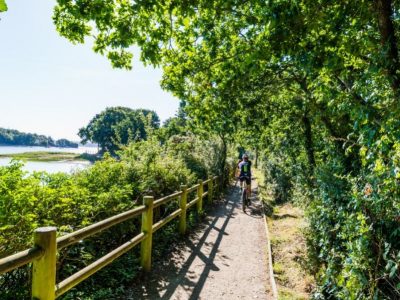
xmin=0 ymin=0 xmax=7 ymax=12
xmin=183 ymin=17 xmax=190 ymax=28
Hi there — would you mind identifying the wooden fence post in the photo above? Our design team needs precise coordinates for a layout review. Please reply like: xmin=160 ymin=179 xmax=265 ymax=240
xmin=140 ymin=196 xmax=154 ymax=272
xmin=32 ymin=227 xmax=57 ymax=300
xmin=179 ymin=185 xmax=188 ymax=235
xmin=208 ymin=176 xmax=213 ymax=205
xmin=197 ymin=179 xmax=203 ymax=213
xmin=215 ymin=176 xmax=220 ymax=197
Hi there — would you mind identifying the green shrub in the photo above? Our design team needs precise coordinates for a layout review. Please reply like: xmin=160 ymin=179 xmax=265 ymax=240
xmin=0 ymin=134 xmax=228 ymax=299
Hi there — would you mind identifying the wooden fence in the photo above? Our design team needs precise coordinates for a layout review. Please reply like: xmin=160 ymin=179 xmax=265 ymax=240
xmin=0 ymin=175 xmax=223 ymax=300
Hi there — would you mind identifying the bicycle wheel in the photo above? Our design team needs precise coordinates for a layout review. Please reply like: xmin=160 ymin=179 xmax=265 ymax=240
xmin=242 ymin=187 xmax=247 ymax=211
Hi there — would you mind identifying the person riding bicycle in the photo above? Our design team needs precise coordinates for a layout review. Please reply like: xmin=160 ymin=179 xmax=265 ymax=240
xmin=238 ymin=153 xmax=252 ymax=197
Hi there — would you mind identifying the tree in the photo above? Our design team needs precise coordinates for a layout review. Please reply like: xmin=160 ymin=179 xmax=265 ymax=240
xmin=79 ymin=107 xmax=160 ymax=155
xmin=160 ymin=117 xmax=186 ymax=142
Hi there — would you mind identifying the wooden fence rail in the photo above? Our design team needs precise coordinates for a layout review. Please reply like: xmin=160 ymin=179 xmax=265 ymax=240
xmin=0 ymin=175 xmax=221 ymax=300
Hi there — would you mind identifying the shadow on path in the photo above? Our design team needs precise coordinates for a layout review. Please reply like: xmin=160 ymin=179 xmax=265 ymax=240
xmin=127 ymin=188 xmax=239 ymax=299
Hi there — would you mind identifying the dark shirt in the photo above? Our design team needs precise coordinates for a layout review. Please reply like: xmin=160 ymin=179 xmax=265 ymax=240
xmin=238 ymin=160 xmax=251 ymax=177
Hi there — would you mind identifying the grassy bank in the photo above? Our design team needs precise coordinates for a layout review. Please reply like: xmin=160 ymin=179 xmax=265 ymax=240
xmin=269 ymin=203 xmax=313 ymax=299
xmin=0 ymin=151 xmax=86 ymax=162
xmin=254 ymin=169 xmax=314 ymax=299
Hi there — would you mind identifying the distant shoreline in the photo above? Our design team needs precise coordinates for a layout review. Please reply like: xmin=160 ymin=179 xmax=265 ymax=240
xmin=0 ymin=144 xmax=79 ymax=149
xmin=0 ymin=151 xmax=96 ymax=162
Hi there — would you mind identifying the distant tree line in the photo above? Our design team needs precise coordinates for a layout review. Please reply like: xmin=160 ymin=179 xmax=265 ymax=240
xmin=0 ymin=128 xmax=78 ymax=148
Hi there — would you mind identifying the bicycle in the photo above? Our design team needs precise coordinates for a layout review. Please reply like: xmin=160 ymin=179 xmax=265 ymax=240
xmin=240 ymin=176 xmax=251 ymax=211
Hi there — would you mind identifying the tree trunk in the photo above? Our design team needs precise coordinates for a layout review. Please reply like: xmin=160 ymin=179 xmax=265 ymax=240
xmin=374 ymin=0 xmax=400 ymax=99
xmin=319 ymin=114 xmax=356 ymax=173
xmin=219 ymin=134 xmax=228 ymax=185
xmin=255 ymin=147 xmax=259 ymax=168
xmin=302 ymin=111 xmax=316 ymax=180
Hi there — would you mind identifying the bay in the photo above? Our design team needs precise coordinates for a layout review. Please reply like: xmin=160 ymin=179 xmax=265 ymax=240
xmin=0 ymin=146 xmax=97 ymax=173
xmin=0 ymin=145 xmax=97 ymax=155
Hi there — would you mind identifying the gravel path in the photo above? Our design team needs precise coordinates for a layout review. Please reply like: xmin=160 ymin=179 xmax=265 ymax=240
xmin=128 ymin=181 xmax=272 ymax=299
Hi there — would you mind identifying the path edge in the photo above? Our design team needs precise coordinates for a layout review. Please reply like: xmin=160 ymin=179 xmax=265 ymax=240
xmin=259 ymin=188 xmax=278 ymax=299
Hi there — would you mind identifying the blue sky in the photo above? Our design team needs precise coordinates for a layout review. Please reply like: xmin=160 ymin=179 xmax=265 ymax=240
xmin=0 ymin=1 xmax=179 ymax=141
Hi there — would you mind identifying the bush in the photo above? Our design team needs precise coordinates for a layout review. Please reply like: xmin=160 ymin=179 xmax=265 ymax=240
xmin=307 ymin=156 xmax=400 ymax=299
xmin=0 ymin=134 xmax=228 ymax=299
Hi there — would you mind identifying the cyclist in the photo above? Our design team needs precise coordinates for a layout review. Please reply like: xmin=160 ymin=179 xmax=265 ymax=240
xmin=238 ymin=153 xmax=252 ymax=199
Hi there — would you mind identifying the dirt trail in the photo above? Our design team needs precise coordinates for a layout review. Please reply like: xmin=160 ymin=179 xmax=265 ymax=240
xmin=128 ymin=181 xmax=272 ymax=299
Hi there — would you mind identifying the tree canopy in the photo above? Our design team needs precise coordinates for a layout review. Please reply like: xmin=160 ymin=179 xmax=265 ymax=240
xmin=79 ymin=107 xmax=160 ymax=154
xmin=55 ymin=1 xmax=400 ymax=298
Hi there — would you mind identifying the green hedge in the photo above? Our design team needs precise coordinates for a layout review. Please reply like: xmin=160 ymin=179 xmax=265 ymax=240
xmin=0 ymin=135 xmax=228 ymax=299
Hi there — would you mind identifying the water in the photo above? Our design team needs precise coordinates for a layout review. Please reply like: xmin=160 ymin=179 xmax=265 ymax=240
xmin=0 ymin=145 xmax=98 ymax=155
xmin=0 ymin=146 xmax=97 ymax=173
